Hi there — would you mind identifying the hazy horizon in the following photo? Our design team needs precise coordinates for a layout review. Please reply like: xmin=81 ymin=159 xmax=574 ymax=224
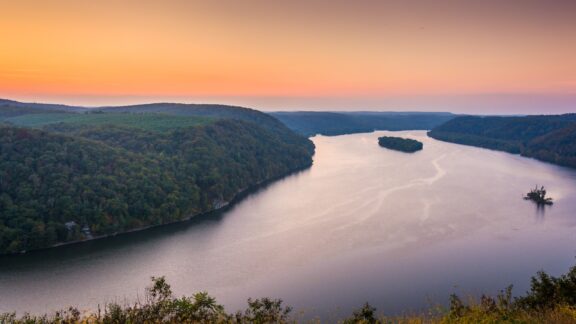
xmin=3 ymin=93 xmax=576 ymax=115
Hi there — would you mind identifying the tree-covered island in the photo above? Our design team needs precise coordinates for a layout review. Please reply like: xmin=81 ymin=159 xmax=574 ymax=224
xmin=524 ymin=185 xmax=553 ymax=205
xmin=378 ymin=136 xmax=423 ymax=153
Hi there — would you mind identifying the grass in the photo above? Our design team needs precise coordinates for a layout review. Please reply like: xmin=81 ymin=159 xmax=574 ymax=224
xmin=5 ymin=112 xmax=214 ymax=132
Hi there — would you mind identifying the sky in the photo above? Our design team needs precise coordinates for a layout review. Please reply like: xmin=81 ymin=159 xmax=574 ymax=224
xmin=0 ymin=0 xmax=575 ymax=113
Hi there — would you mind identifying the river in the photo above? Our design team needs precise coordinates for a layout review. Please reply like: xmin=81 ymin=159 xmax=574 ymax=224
xmin=1 ymin=131 xmax=575 ymax=318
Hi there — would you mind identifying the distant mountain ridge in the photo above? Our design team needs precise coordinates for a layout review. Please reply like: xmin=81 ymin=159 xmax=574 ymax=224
xmin=1 ymin=98 xmax=457 ymax=137
xmin=0 ymin=99 xmax=285 ymax=129
xmin=0 ymin=98 xmax=87 ymax=113
xmin=270 ymin=111 xmax=456 ymax=136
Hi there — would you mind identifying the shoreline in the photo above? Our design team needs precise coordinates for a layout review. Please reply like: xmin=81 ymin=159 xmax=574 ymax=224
xmin=3 ymin=164 xmax=312 ymax=257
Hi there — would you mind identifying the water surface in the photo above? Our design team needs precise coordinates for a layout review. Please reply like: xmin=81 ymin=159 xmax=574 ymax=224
xmin=1 ymin=131 xmax=575 ymax=317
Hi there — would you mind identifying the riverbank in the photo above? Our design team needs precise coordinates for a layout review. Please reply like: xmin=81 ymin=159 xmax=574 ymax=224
xmin=1 ymin=165 xmax=312 ymax=257
xmin=427 ymin=114 xmax=576 ymax=169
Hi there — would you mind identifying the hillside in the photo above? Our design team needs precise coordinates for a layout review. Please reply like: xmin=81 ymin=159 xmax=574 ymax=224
xmin=98 ymin=103 xmax=288 ymax=133
xmin=4 ymin=112 xmax=214 ymax=131
xmin=0 ymin=101 xmax=314 ymax=254
xmin=428 ymin=114 xmax=576 ymax=168
xmin=270 ymin=111 xmax=456 ymax=136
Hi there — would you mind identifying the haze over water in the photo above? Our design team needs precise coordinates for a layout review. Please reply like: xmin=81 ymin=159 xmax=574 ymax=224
xmin=0 ymin=131 xmax=575 ymax=317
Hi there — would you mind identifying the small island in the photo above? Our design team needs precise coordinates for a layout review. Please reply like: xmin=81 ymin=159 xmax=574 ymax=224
xmin=378 ymin=136 xmax=423 ymax=153
xmin=524 ymin=185 xmax=553 ymax=205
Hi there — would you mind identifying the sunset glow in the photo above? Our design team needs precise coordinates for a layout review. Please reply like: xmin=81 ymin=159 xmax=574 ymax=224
xmin=1 ymin=0 xmax=575 ymax=112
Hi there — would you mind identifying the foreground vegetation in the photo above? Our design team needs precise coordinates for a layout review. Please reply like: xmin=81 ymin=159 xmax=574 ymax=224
xmin=2 ymin=263 xmax=575 ymax=323
xmin=0 ymin=104 xmax=314 ymax=254
xmin=428 ymin=114 xmax=576 ymax=168
xmin=378 ymin=136 xmax=423 ymax=153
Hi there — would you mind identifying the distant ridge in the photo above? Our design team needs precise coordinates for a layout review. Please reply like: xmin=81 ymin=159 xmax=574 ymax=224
xmin=428 ymin=114 xmax=576 ymax=168
xmin=270 ymin=111 xmax=457 ymax=136
xmin=0 ymin=98 xmax=87 ymax=113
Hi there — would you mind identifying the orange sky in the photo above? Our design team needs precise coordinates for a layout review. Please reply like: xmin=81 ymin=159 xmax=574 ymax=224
xmin=1 ymin=0 xmax=575 ymax=112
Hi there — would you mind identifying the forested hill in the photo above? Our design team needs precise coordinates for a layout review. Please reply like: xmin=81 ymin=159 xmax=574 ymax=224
xmin=270 ymin=111 xmax=456 ymax=136
xmin=428 ymin=114 xmax=576 ymax=168
xmin=0 ymin=102 xmax=314 ymax=254
xmin=97 ymin=103 xmax=289 ymax=133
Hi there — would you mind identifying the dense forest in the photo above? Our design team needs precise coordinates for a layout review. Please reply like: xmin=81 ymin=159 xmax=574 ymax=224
xmin=0 ymin=101 xmax=314 ymax=254
xmin=378 ymin=136 xmax=423 ymax=153
xmin=270 ymin=111 xmax=456 ymax=136
xmin=428 ymin=114 xmax=576 ymax=168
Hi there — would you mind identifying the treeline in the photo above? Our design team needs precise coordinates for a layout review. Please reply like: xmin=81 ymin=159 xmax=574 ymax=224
xmin=270 ymin=111 xmax=456 ymax=136
xmin=378 ymin=136 xmax=423 ymax=153
xmin=428 ymin=114 xmax=576 ymax=168
xmin=0 ymin=118 xmax=314 ymax=254
xmin=2 ymin=263 xmax=575 ymax=323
